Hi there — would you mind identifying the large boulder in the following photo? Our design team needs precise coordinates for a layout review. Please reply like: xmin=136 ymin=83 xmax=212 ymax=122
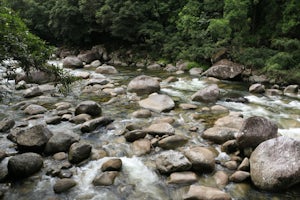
xmin=75 ymin=101 xmax=102 ymax=117
xmin=184 ymin=147 xmax=216 ymax=173
xmin=45 ymin=133 xmax=78 ymax=154
xmin=183 ymin=185 xmax=231 ymax=200
xmin=63 ymin=56 xmax=83 ymax=68
xmin=68 ymin=142 xmax=92 ymax=164
xmin=250 ymin=136 xmax=300 ymax=190
xmin=127 ymin=75 xmax=160 ymax=95
xmin=156 ymin=150 xmax=192 ymax=174
xmin=203 ymin=59 xmax=244 ymax=80
xmin=191 ymin=84 xmax=220 ymax=103
xmin=139 ymin=93 xmax=175 ymax=113
xmin=236 ymin=116 xmax=278 ymax=149
xmin=16 ymin=124 xmax=53 ymax=152
xmin=8 ymin=153 xmax=43 ymax=178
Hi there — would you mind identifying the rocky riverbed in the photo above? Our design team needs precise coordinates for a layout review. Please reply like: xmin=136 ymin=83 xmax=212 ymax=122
xmin=0 ymin=48 xmax=299 ymax=200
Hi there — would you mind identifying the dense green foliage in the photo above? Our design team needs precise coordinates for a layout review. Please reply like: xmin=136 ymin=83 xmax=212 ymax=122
xmin=2 ymin=0 xmax=300 ymax=83
xmin=0 ymin=5 xmax=74 ymax=87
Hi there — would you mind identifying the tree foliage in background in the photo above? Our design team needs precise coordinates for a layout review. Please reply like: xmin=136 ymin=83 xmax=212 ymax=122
xmin=2 ymin=0 xmax=300 ymax=83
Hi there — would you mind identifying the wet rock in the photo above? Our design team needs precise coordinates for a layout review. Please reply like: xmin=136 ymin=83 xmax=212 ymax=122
xmin=16 ymin=124 xmax=52 ymax=152
xmin=284 ymin=85 xmax=298 ymax=94
xmin=95 ymin=65 xmax=118 ymax=74
xmin=191 ymin=84 xmax=220 ymax=103
xmin=144 ymin=122 xmax=175 ymax=136
xmin=46 ymin=116 xmax=61 ymax=125
xmin=184 ymin=147 xmax=216 ymax=173
xmin=213 ymin=171 xmax=229 ymax=188
xmin=90 ymin=60 xmax=101 ymax=68
xmin=61 ymin=114 xmax=72 ymax=121
xmin=127 ymin=75 xmax=160 ymax=95
xmin=124 ymin=130 xmax=147 ymax=142
xmin=86 ymin=78 xmax=110 ymax=86
xmin=203 ymin=59 xmax=244 ymax=80
xmin=8 ymin=153 xmax=43 ymax=178
xmin=221 ymin=140 xmax=238 ymax=154
xmin=23 ymin=86 xmax=43 ymax=98
xmin=0 ymin=118 xmax=15 ymax=132
xmin=24 ymin=104 xmax=47 ymax=115
xmin=139 ymin=93 xmax=175 ymax=113
xmin=78 ymin=50 xmax=99 ymax=63
xmin=45 ymin=133 xmax=78 ymax=154
xmin=69 ymin=114 xmax=92 ymax=124
xmin=68 ymin=142 xmax=92 ymax=164
xmin=156 ymin=150 xmax=192 ymax=174
xmin=101 ymin=158 xmax=122 ymax=171
xmin=62 ymin=56 xmax=83 ymax=68
xmin=189 ymin=68 xmax=203 ymax=76
xmin=93 ymin=171 xmax=119 ymax=186
xmin=15 ymin=70 xmax=56 ymax=84
xmin=214 ymin=114 xmax=244 ymax=129
xmin=202 ymin=127 xmax=237 ymax=144
xmin=265 ymin=89 xmax=283 ymax=96
xmin=164 ymin=76 xmax=178 ymax=83
xmin=54 ymin=102 xmax=72 ymax=111
xmin=238 ymin=157 xmax=250 ymax=171
xmin=53 ymin=178 xmax=77 ymax=194
xmin=168 ymin=171 xmax=198 ymax=184
xmin=224 ymin=161 xmax=238 ymax=170
xmin=158 ymin=135 xmax=188 ymax=150
xmin=132 ymin=139 xmax=151 ymax=156
xmin=80 ymin=116 xmax=114 ymax=133
xmin=236 ymin=116 xmax=278 ymax=149
xmin=132 ymin=109 xmax=152 ymax=118
xmin=230 ymin=171 xmax=250 ymax=183
xmin=183 ymin=185 xmax=231 ymax=200
xmin=75 ymin=100 xmax=102 ymax=117
xmin=250 ymin=136 xmax=300 ymax=190
xmin=179 ymin=103 xmax=197 ymax=110
xmin=53 ymin=152 xmax=68 ymax=161
xmin=249 ymin=83 xmax=265 ymax=93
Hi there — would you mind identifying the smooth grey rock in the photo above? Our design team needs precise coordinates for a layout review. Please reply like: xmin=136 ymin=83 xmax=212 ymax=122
xmin=183 ymin=185 xmax=231 ymax=200
xmin=156 ymin=150 xmax=192 ymax=174
xmin=101 ymin=158 xmax=122 ymax=171
xmin=24 ymin=104 xmax=47 ymax=115
xmin=68 ymin=142 xmax=92 ymax=164
xmin=284 ymin=85 xmax=298 ymax=94
xmin=127 ymin=75 xmax=160 ymax=95
xmin=184 ymin=147 xmax=216 ymax=173
xmin=189 ymin=68 xmax=204 ymax=76
xmin=236 ymin=116 xmax=278 ymax=149
xmin=23 ymin=86 xmax=43 ymax=98
xmin=45 ymin=133 xmax=78 ymax=154
xmin=139 ymin=93 xmax=175 ymax=113
xmin=80 ymin=117 xmax=114 ymax=133
xmin=202 ymin=127 xmax=237 ymax=144
xmin=95 ymin=65 xmax=118 ymax=74
xmin=250 ymin=136 xmax=300 ymax=190
xmin=53 ymin=178 xmax=77 ymax=193
xmin=0 ymin=118 xmax=15 ymax=132
xmin=191 ymin=84 xmax=220 ymax=102
xmin=63 ymin=56 xmax=83 ymax=68
xmin=203 ymin=59 xmax=244 ymax=80
xmin=8 ymin=153 xmax=43 ymax=178
xmin=144 ymin=122 xmax=175 ymax=136
xmin=75 ymin=101 xmax=102 ymax=117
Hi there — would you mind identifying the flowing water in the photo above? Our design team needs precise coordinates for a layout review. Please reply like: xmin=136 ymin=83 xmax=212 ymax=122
xmin=0 ymin=61 xmax=299 ymax=199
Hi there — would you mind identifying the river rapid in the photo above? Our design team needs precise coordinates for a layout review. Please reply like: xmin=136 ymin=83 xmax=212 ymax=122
xmin=0 ymin=60 xmax=299 ymax=200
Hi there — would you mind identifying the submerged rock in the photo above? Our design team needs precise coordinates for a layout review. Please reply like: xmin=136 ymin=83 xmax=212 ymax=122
xmin=183 ymin=185 xmax=231 ymax=200
xmin=127 ymin=75 xmax=160 ymax=95
xmin=156 ymin=150 xmax=192 ymax=174
xmin=139 ymin=93 xmax=175 ymax=113
xmin=236 ymin=116 xmax=278 ymax=149
xmin=8 ymin=153 xmax=43 ymax=179
xmin=250 ymin=136 xmax=300 ymax=190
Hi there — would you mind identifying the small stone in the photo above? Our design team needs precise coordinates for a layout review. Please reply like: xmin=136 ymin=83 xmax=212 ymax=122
xmin=53 ymin=178 xmax=77 ymax=193
xmin=229 ymin=171 xmax=250 ymax=182
xmin=101 ymin=158 xmax=122 ymax=171
xmin=168 ymin=171 xmax=197 ymax=184
xmin=224 ymin=161 xmax=238 ymax=170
